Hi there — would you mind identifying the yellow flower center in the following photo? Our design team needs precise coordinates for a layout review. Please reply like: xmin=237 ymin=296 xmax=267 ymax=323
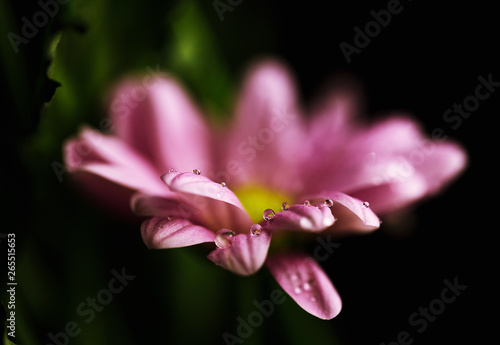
xmin=232 ymin=184 xmax=292 ymax=224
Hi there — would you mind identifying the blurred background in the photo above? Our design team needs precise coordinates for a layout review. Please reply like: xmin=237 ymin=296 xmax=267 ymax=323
xmin=1 ymin=0 xmax=496 ymax=344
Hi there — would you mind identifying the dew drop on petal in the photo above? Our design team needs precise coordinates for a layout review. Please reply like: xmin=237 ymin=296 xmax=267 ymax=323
xmin=168 ymin=168 xmax=177 ymax=173
xmin=303 ymin=281 xmax=312 ymax=292
xmin=214 ymin=229 xmax=235 ymax=249
xmin=250 ymin=224 xmax=263 ymax=236
xmin=281 ymin=202 xmax=290 ymax=211
xmin=263 ymin=209 xmax=275 ymax=221
xmin=303 ymin=200 xmax=311 ymax=206
xmin=324 ymin=199 xmax=334 ymax=208
xmin=221 ymin=182 xmax=227 ymax=187
xmin=294 ymin=286 xmax=302 ymax=294
xmin=193 ymin=169 xmax=201 ymax=175
xmin=362 ymin=201 xmax=370 ymax=208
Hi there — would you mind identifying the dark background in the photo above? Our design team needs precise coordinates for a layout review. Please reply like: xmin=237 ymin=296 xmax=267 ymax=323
xmin=1 ymin=0 xmax=495 ymax=344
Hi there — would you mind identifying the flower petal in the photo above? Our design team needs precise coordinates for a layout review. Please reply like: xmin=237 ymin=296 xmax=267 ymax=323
xmin=131 ymin=193 xmax=197 ymax=218
xmin=412 ymin=141 xmax=468 ymax=195
xmin=141 ymin=217 xmax=215 ymax=249
xmin=263 ymin=204 xmax=335 ymax=232
xmin=108 ymin=76 xmax=213 ymax=174
xmin=351 ymin=175 xmax=428 ymax=215
xmin=221 ymin=59 xmax=306 ymax=192
xmin=64 ymin=128 xmax=165 ymax=194
xmin=302 ymin=192 xmax=380 ymax=234
xmin=63 ymin=128 xmax=167 ymax=216
xmin=305 ymin=116 xmax=428 ymax=193
xmin=161 ymin=171 xmax=253 ymax=231
xmin=207 ymin=229 xmax=272 ymax=276
xmin=266 ymin=252 xmax=342 ymax=319
xmin=350 ymin=142 xmax=467 ymax=214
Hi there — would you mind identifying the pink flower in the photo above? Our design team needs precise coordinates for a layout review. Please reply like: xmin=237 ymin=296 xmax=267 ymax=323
xmin=64 ymin=59 xmax=467 ymax=319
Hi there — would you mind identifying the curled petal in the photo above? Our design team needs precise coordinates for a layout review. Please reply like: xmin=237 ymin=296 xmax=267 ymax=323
xmin=162 ymin=171 xmax=245 ymax=208
xmin=263 ymin=204 xmax=335 ymax=232
xmin=161 ymin=171 xmax=252 ymax=231
xmin=141 ymin=217 xmax=215 ymax=249
xmin=207 ymin=229 xmax=272 ymax=276
xmin=303 ymin=192 xmax=380 ymax=234
xmin=266 ymin=252 xmax=342 ymax=319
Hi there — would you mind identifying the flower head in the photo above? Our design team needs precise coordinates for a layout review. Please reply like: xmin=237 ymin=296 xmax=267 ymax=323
xmin=64 ymin=59 xmax=467 ymax=319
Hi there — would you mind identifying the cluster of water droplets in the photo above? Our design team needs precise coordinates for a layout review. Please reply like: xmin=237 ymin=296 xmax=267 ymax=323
xmin=288 ymin=272 xmax=316 ymax=301
xmin=177 ymin=170 xmax=374 ymax=249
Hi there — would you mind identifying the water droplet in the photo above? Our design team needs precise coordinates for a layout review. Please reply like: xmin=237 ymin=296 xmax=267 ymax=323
xmin=294 ymin=287 xmax=302 ymax=294
xmin=221 ymin=182 xmax=227 ymax=187
xmin=303 ymin=200 xmax=311 ymax=206
xmin=324 ymin=199 xmax=334 ymax=208
xmin=166 ymin=216 xmax=173 ymax=221
xmin=362 ymin=201 xmax=370 ymax=208
xmin=168 ymin=168 xmax=177 ymax=173
xmin=281 ymin=202 xmax=290 ymax=211
xmin=250 ymin=224 xmax=263 ymax=236
xmin=310 ymin=297 xmax=316 ymax=302
xmin=289 ymin=274 xmax=299 ymax=281
xmin=263 ymin=209 xmax=275 ymax=221
xmin=193 ymin=169 xmax=201 ymax=175
xmin=303 ymin=282 xmax=312 ymax=291
xmin=214 ymin=229 xmax=235 ymax=249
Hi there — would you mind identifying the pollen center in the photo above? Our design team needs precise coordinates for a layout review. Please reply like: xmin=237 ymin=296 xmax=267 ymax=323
xmin=232 ymin=184 xmax=292 ymax=224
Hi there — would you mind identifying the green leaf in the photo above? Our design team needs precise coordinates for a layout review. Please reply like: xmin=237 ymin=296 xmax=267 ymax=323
xmin=164 ymin=0 xmax=235 ymax=119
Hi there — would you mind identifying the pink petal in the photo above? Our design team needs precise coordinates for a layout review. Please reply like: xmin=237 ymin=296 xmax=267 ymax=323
xmin=351 ymin=142 xmax=467 ymax=214
xmin=305 ymin=116 xmax=428 ymax=193
xmin=266 ymin=252 xmax=342 ymax=319
xmin=131 ymin=193 xmax=197 ymax=218
xmin=77 ymin=163 xmax=163 ymax=194
xmin=307 ymin=84 xmax=361 ymax=153
xmin=64 ymin=128 xmax=165 ymax=194
xmin=302 ymin=192 xmax=381 ymax=234
xmin=263 ymin=204 xmax=335 ymax=232
xmin=207 ymin=229 xmax=272 ymax=276
xmin=141 ymin=217 xmax=215 ymax=249
xmin=221 ymin=60 xmax=306 ymax=192
xmin=63 ymin=128 xmax=167 ymax=217
xmin=161 ymin=171 xmax=253 ymax=231
xmin=108 ymin=76 xmax=213 ymax=174
xmin=351 ymin=175 xmax=428 ymax=215
xmin=412 ymin=141 xmax=468 ymax=195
